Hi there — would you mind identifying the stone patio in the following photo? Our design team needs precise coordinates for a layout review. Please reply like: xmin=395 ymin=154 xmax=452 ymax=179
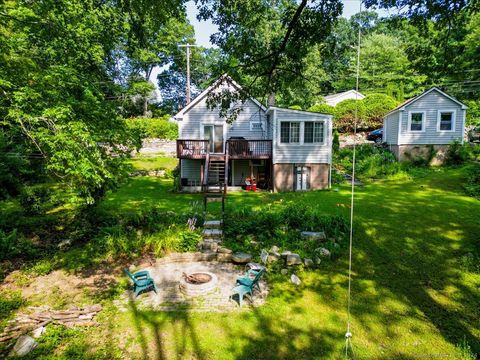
xmin=119 ymin=253 xmax=268 ymax=312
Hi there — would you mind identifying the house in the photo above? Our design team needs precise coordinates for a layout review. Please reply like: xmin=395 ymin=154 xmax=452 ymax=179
xmin=324 ymin=90 xmax=365 ymax=106
xmin=383 ymin=87 xmax=467 ymax=162
xmin=174 ymin=76 xmax=333 ymax=193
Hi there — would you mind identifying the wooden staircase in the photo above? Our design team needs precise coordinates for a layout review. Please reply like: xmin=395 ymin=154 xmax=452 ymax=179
xmin=202 ymin=152 xmax=228 ymax=220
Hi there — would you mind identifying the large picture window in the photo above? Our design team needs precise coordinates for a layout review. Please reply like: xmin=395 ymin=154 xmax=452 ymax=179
xmin=437 ymin=111 xmax=455 ymax=132
xmin=280 ymin=122 xmax=300 ymax=143
xmin=409 ymin=112 xmax=424 ymax=132
xmin=304 ymin=122 xmax=325 ymax=143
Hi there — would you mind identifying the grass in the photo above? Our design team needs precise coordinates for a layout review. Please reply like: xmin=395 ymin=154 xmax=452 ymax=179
xmin=1 ymin=167 xmax=479 ymax=359
xmin=129 ymin=155 xmax=178 ymax=172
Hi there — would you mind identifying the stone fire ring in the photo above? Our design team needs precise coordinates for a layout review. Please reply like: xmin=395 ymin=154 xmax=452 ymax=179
xmin=179 ymin=272 xmax=218 ymax=297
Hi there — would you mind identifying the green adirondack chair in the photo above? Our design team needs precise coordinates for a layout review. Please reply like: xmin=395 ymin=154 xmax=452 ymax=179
xmin=236 ymin=268 xmax=265 ymax=292
xmin=231 ymin=268 xmax=265 ymax=307
xmin=124 ymin=268 xmax=157 ymax=297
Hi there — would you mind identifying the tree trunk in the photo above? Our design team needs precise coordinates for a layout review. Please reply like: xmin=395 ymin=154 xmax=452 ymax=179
xmin=267 ymin=92 xmax=276 ymax=107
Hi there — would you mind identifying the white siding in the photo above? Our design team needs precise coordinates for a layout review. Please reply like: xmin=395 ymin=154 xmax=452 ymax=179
xmin=398 ymin=91 xmax=464 ymax=145
xmin=272 ymin=108 xmax=332 ymax=164
xmin=179 ymin=85 xmax=267 ymax=140
xmin=383 ymin=112 xmax=399 ymax=145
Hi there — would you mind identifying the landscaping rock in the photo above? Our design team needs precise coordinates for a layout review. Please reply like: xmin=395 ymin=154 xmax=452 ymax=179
xmin=290 ymin=274 xmax=301 ymax=285
xmin=260 ymin=249 xmax=269 ymax=264
xmin=57 ymin=239 xmax=73 ymax=250
xmin=217 ymin=253 xmax=233 ymax=262
xmin=267 ymin=252 xmax=280 ymax=263
xmin=315 ymin=257 xmax=322 ymax=265
xmin=270 ymin=245 xmax=280 ymax=253
xmin=280 ymin=251 xmax=292 ymax=258
xmin=315 ymin=247 xmax=331 ymax=258
xmin=280 ymin=268 xmax=288 ymax=275
xmin=286 ymin=253 xmax=302 ymax=266
xmin=301 ymin=231 xmax=326 ymax=241
xmin=32 ymin=326 xmax=45 ymax=338
xmin=9 ymin=335 xmax=37 ymax=357
xmin=304 ymin=258 xmax=314 ymax=268
xmin=232 ymin=252 xmax=252 ymax=264
xmin=128 ymin=264 xmax=136 ymax=272
xmin=217 ymin=247 xmax=232 ymax=254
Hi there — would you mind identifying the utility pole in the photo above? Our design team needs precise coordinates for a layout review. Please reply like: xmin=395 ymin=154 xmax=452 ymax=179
xmin=178 ymin=44 xmax=198 ymax=105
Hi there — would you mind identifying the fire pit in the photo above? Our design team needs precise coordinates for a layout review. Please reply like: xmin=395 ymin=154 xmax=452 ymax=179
xmin=179 ymin=271 xmax=218 ymax=297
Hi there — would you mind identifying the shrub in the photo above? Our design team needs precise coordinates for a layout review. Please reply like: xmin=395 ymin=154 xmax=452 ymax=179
xmin=445 ymin=140 xmax=471 ymax=165
xmin=363 ymin=93 xmax=399 ymax=126
xmin=126 ymin=116 xmax=178 ymax=140
xmin=334 ymin=99 xmax=367 ymax=132
xmin=0 ymin=229 xmax=17 ymax=261
xmin=308 ymin=103 xmax=336 ymax=116
xmin=332 ymin=130 xmax=340 ymax=153
xmin=19 ymin=186 xmax=51 ymax=215
xmin=0 ymin=290 xmax=23 ymax=319
xmin=463 ymin=164 xmax=480 ymax=199
xmin=224 ymin=205 xmax=349 ymax=260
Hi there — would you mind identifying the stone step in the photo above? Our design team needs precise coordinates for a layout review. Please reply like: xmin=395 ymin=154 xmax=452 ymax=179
xmin=204 ymin=220 xmax=222 ymax=229
xmin=202 ymin=228 xmax=223 ymax=239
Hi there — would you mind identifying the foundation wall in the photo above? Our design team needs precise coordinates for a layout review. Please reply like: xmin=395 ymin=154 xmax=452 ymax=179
xmin=273 ymin=163 xmax=329 ymax=192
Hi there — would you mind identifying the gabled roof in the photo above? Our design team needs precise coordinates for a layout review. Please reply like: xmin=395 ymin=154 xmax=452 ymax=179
xmin=173 ymin=74 xmax=266 ymax=120
xmin=324 ymin=90 xmax=365 ymax=101
xmin=385 ymin=87 xmax=467 ymax=117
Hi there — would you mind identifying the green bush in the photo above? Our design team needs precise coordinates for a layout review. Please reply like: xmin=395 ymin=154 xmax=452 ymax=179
xmin=19 ymin=186 xmax=52 ymax=215
xmin=126 ymin=116 xmax=178 ymax=140
xmin=0 ymin=290 xmax=23 ymax=319
xmin=445 ymin=140 xmax=471 ymax=165
xmin=363 ymin=93 xmax=399 ymax=124
xmin=463 ymin=164 xmax=480 ymax=199
xmin=308 ymin=103 xmax=336 ymax=116
xmin=0 ymin=229 xmax=17 ymax=261
xmin=335 ymin=99 xmax=367 ymax=131
xmin=335 ymin=144 xmax=407 ymax=180
xmin=224 ymin=205 xmax=349 ymax=260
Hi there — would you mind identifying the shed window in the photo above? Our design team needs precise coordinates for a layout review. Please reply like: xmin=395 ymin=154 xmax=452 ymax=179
xmin=280 ymin=122 xmax=300 ymax=143
xmin=304 ymin=122 xmax=325 ymax=143
xmin=410 ymin=112 xmax=424 ymax=132
xmin=438 ymin=111 xmax=454 ymax=131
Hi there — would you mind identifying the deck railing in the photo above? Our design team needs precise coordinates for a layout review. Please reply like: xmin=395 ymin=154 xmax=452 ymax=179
xmin=227 ymin=139 xmax=272 ymax=159
xmin=177 ymin=140 xmax=209 ymax=159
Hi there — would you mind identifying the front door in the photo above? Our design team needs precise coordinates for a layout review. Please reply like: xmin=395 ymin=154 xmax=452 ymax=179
xmin=204 ymin=125 xmax=224 ymax=153
xmin=295 ymin=166 xmax=310 ymax=191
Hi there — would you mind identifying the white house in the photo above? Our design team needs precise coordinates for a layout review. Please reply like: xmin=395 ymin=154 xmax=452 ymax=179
xmin=324 ymin=90 xmax=365 ymax=106
xmin=383 ymin=87 xmax=467 ymax=162
xmin=175 ymin=76 xmax=333 ymax=192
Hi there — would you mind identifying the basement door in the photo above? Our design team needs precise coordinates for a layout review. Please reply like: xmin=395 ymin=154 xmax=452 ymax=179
xmin=295 ymin=166 xmax=310 ymax=191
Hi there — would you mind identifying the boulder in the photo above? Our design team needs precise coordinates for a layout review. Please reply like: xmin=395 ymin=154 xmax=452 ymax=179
xmin=217 ymin=247 xmax=233 ymax=254
xmin=315 ymin=247 xmax=331 ymax=258
xmin=286 ymin=253 xmax=302 ymax=266
xmin=304 ymin=258 xmax=314 ymax=268
xmin=315 ymin=257 xmax=322 ymax=265
xmin=31 ymin=326 xmax=45 ymax=339
xmin=270 ymin=245 xmax=280 ymax=253
xmin=232 ymin=252 xmax=252 ymax=264
xmin=290 ymin=274 xmax=301 ymax=285
xmin=267 ymin=252 xmax=280 ymax=263
xmin=217 ymin=253 xmax=233 ymax=262
xmin=280 ymin=268 xmax=289 ymax=275
xmin=58 ymin=239 xmax=73 ymax=250
xmin=9 ymin=335 xmax=37 ymax=357
xmin=280 ymin=251 xmax=292 ymax=258
xmin=301 ymin=231 xmax=326 ymax=241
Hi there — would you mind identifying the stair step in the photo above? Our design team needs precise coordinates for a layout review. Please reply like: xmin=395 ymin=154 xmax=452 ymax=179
xmin=202 ymin=229 xmax=223 ymax=238
xmin=204 ymin=220 xmax=222 ymax=228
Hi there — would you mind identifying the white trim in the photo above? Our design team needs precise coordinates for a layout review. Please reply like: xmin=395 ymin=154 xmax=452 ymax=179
xmin=436 ymin=109 xmax=456 ymax=133
xmin=384 ymin=87 xmax=468 ymax=117
xmin=174 ymin=74 xmax=266 ymax=120
xmin=383 ymin=118 xmax=387 ymax=143
xmin=249 ymin=121 xmax=264 ymax=131
xmin=272 ymin=109 xmax=277 ymax=164
xmin=407 ymin=111 xmax=426 ymax=133
xmin=279 ymin=120 xmax=326 ymax=146
xmin=397 ymin=111 xmax=402 ymax=145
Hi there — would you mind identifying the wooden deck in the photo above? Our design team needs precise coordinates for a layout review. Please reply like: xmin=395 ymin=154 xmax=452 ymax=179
xmin=177 ymin=139 xmax=272 ymax=159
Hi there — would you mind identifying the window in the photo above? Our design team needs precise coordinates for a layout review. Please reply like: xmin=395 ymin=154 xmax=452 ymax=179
xmin=304 ymin=121 xmax=325 ymax=143
xmin=409 ymin=112 xmax=424 ymax=132
xmin=437 ymin=110 xmax=455 ymax=132
xmin=250 ymin=122 xmax=263 ymax=131
xmin=280 ymin=122 xmax=300 ymax=143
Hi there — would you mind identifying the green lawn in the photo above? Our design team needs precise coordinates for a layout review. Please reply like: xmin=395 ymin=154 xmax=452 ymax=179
xmin=2 ymin=167 xmax=479 ymax=359
xmin=129 ymin=155 xmax=178 ymax=172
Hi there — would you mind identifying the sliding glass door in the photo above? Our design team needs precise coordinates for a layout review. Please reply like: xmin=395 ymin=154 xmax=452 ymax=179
xmin=204 ymin=125 xmax=224 ymax=153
